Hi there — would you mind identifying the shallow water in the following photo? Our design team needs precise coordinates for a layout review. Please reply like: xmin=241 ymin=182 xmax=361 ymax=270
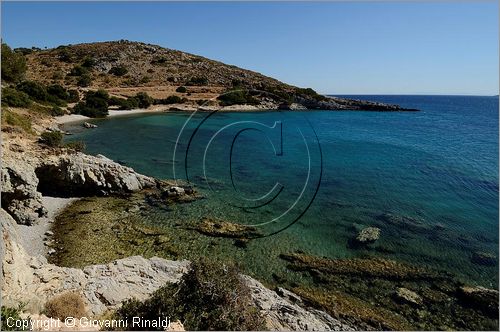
xmin=64 ymin=95 xmax=499 ymax=288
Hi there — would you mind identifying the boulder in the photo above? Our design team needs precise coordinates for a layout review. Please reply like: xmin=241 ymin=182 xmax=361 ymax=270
xmin=355 ymin=227 xmax=381 ymax=244
xmin=395 ymin=287 xmax=423 ymax=306
xmin=82 ymin=122 xmax=98 ymax=129
xmin=471 ymin=251 xmax=497 ymax=266
xmin=1 ymin=158 xmax=47 ymax=225
xmin=458 ymin=286 xmax=499 ymax=318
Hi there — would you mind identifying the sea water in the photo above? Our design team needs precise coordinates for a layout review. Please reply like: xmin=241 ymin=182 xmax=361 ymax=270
xmin=64 ymin=95 xmax=499 ymax=287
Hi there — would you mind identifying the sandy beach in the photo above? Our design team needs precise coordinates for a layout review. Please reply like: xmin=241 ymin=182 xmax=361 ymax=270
xmin=55 ymin=106 xmax=170 ymax=125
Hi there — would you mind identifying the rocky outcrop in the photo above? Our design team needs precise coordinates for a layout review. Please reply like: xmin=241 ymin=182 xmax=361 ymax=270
xmin=395 ymin=287 xmax=423 ymax=306
xmin=1 ymin=157 xmax=47 ymax=225
xmin=355 ymin=227 xmax=380 ymax=244
xmin=458 ymin=286 xmax=499 ymax=318
xmin=1 ymin=208 xmax=351 ymax=330
xmin=243 ymin=276 xmax=353 ymax=331
xmin=1 ymin=149 xmax=156 ymax=224
xmin=35 ymin=153 xmax=156 ymax=197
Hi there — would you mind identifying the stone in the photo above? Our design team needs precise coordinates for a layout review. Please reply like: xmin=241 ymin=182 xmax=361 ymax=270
xmin=355 ymin=227 xmax=381 ymax=244
xmin=395 ymin=287 xmax=423 ymax=306
xmin=471 ymin=251 xmax=497 ymax=266
xmin=82 ymin=122 xmax=98 ymax=129
xmin=458 ymin=286 xmax=499 ymax=318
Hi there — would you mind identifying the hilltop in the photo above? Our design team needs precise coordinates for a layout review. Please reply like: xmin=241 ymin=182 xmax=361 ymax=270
xmin=19 ymin=40 xmax=413 ymax=111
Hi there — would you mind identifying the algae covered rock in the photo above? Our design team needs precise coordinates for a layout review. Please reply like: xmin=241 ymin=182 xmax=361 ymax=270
xmin=195 ymin=217 xmax=262 ymax=239
xmin=471 ymin=251 xmax=497 ymax=266
xmin=395 ymin=287 xmax=423 ymax=306
xmin=355 ymin=227 xmax=381 ymax=244
xmin=458 ymin=286 xmax=499 ymax=318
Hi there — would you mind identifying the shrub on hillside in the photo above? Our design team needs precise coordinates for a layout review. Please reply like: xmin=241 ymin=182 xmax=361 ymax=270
xmin=40 ymin=131 xmax=63 ymax=147
xmin=154 ymin=95 xmax=186 ymax=105
xmin=109 ymin=66 xmax=128 ymax=76
xmin=16 ymin=81 xmax=49 ymax=102
xmin=58 ymin=49 xmax=73 ymax=63
xmin=1 ymin=87 xmax=32 ymax=107
xmin=1 ymin=43 xmax=27 ymax=82
xmin=77 ymin=74 xmax=92 ymax=87
xmin=81 ymin=57 xmax=96 ymax=68
xmin=51 ymin=106 xmax=66 ymax=116
xmin=114 ymin=259 xmax=264 ymax=331
xmin=134 ymin=92 xmax=153 ymax=108
xmin=72 ymin=89 xmax=109 ymax=118
xmin=69 ymin=65 xmax=89 ymax=77
xmin=67 ymin=89 xmax=80 ymax=103
xmin=185 ymin=76 xmax=208 ymax=86
xmin=44 ymin=292 xmax=86 ymax=320
xmin=47 ymin=84 xmax=69 ymax=100
xmin=175 ymin=86 xmax=187 ymax=93
xmin=217 ymin=90 xmax=259 ymax=106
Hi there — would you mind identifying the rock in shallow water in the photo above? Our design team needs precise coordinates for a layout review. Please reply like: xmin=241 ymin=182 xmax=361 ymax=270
xmin=471 ymin=251 xmax=497 ymax=266
xmin=395 ymin=287 xmax=423 ymax=306
xmin=355 ymin=227 xmax=381 ymax=244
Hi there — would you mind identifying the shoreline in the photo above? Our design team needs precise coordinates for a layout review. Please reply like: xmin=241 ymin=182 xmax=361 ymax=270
xmin=15 ymin=196 xmax=79 ymax=258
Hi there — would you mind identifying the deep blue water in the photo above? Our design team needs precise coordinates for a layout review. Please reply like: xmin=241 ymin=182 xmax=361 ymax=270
xmin=64 ymin=95 xmax=499 ymax=287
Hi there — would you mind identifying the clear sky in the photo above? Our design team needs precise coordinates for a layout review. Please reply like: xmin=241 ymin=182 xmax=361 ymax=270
xmin=1 ymin=1 xmax=498 ymax=95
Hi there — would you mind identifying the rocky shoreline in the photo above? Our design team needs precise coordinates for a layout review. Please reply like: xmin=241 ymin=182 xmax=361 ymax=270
xmin=2 ymin=113 xmax=497 ymax=331
xmin=1 ymin=122 xmax=352 ymax=330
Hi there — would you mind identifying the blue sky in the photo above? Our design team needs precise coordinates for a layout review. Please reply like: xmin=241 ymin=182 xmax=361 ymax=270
xmin=1 ymin=1 xmax=498 ymax=95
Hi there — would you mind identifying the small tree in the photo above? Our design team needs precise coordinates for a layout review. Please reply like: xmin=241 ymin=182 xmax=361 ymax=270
xmin=109 ymin=66 xmax=128 ymax=76
xmin=175 ymin=86 xmax=187 ymax=93
xmin=40 ymin=131 xmax=63 ymax=147
xmin=1 ymin=43 xmax=27 ymax=82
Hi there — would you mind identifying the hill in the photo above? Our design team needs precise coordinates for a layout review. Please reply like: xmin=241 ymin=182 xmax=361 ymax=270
xmin=19 ymin=40 xmax=414 ymax=111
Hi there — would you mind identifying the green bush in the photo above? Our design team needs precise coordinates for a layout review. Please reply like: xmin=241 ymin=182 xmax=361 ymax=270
xmin=16 ymin=81 xmax=49 ymax=102
xmin=217 ymin=90 xmax=259 ymax=106
xmin=51 ymin=106 xmax=66 ymax=116
xmin=1 ymin=305 xmax=29 ymax=331
xmin=58 ymin=49 xmax=73 ymax=63
xmin=109 ymin=66 xmax=128 ymax=76
xmin=81 ymin=57 xmax=96 ymax=68
xmin=108 ymin=96 xmax=126 ymax=106
xmin=67 ymin=90 xmax=80 ymax=103
xmin=69 ymin=65 xmax=88 ymax=76
xmin=186 ymin=76 xmax=208 ymax=86
xmin=155 ymin=95 xmax=186 ymax=105
xmin=77 ymin=74 xmax=92 ymax=87
xmin=175 ymin=86 xmax=187 ymax=93
xmin=64 ymin=141 xmax=86 ymax=152
xmin=114 ymin=259 xmax=264 ymax=331
xmin=1 ymin=43 xmax=27 ymax=82
xmin=40 ymin=131 xmax=63 ymax=147
xmin=47 ymin=85 xmax=69 ymax=100
xmin=134 ymin=92 xmax=153 ymax=108
xmin=1 ymin=87 xmax=32 ymax=107
xmin=72 ymin=90 xmax=109 ymax=117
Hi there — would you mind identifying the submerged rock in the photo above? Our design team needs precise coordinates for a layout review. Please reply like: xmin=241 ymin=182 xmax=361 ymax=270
xmin=195 ymin=217 xmax=262 ymax=239
xmin=355 ymin=227 xmax=380 ymax=244
xmin=471 ymin=251 xmax=497 ymax=266
xmin=395 ymin=287 xmax=423 ymax=306
xmin=458 ymin=286 xmax=499 ymax=318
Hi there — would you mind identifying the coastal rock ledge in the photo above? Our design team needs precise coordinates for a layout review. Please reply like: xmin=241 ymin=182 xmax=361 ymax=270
xmin=1 ymin=149 xmax=156 ymax=225
xmin=1 ymin=208 xmax=351 ymax=331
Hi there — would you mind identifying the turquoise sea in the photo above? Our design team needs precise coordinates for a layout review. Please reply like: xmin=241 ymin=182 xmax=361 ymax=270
xmin=64 ymin=95 xmax=499 ymax=288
